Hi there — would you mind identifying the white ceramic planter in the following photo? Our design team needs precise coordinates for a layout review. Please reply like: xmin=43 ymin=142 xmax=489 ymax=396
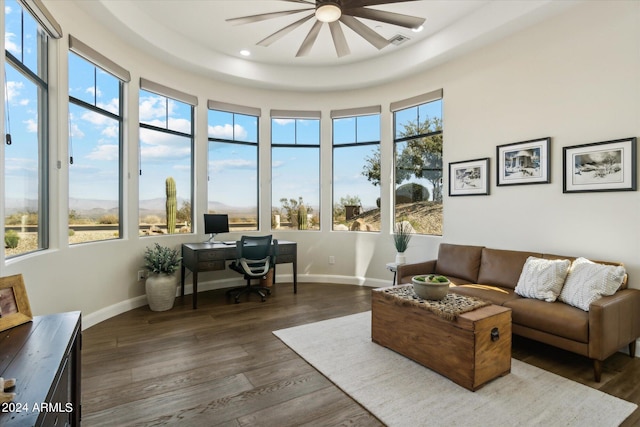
xmin=145 ymin=273 xmax=177 ymax=311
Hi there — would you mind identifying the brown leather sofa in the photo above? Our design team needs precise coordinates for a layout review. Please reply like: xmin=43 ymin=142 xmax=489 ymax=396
xmin=396 ymin=243 xmax=640 ymax=382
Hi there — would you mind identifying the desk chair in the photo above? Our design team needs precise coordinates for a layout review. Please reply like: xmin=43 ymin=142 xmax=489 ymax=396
xmin=227 ymin=235 xmax=278 ymax=303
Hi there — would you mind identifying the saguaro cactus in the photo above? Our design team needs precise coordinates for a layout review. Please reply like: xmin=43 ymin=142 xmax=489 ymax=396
xmin=297 ymin=204 xmax=308 ymax=230
xmin=166 ymin=177 xmax=177 ymax=234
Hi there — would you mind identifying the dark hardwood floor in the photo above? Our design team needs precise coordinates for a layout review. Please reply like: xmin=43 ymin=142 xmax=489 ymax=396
xmin=82 ymin=283 xmax=640 ymax=426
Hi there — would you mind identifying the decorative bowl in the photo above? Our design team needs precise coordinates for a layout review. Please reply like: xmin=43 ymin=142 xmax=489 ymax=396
xmin=411 ymin=275 xmax=450 ymax=300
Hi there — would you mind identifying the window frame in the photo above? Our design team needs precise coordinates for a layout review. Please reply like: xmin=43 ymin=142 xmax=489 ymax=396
xmin=207 ymin=106 xmax=260 ymax=231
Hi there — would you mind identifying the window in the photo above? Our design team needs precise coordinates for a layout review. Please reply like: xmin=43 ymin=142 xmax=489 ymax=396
xmin=332 ymin=107 xmax=381 ymax=231
xmin=208 ymin=102 xmax=260 ymax=231
xmin=392 ymin=91 xmax=443 ymax=235
xmin=139 ymin=80 xmax=195 ymax=235
xmin=271 ymin=111 xmax=320 ymax=231
xmin=3 ymin=0 xmax=53 ymax=258
xmin=68 ymin=51 xmax=124 ymax=244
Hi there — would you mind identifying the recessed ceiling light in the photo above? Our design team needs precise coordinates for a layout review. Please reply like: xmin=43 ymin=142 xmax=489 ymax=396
xmin=240 ymin=49 xmax=251 ymax=57
xmin=412 ymin=25 xmax=423 ymax=33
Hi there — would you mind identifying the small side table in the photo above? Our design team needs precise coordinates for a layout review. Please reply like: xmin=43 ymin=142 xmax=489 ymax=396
xmin=386 ymin=262 xmax=402 ymax=286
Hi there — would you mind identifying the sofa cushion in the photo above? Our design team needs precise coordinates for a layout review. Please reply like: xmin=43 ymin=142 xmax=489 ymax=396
xmin=450 ymin=284 xmax=521 ymax=306
xmin=515 ymin=256 xmax=571 ymax=302
xmin=559 ymin=257 xmax=626 ymax=311
xmin=434 ymin=244 xmax=483 ymax=283
xmin=477 ymin=248 xmax=542 ymax=289
xmin=505 ymin=298 xmax=588 ymax=343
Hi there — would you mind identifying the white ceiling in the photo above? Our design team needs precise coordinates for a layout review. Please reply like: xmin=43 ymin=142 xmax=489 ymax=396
xmin=71 ymin=0 xmax=580 ymax=91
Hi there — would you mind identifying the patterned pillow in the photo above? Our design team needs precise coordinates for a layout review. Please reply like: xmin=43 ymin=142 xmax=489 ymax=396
xmin=515 ymin=256 xmax=571 ymax=302
xmin=558 ymin=257 xmax=626 ymax=311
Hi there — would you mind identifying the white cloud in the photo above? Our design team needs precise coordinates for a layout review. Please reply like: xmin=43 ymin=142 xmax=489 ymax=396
xmin=86 ymin=144 xmax=119 ymax=161
xmin=24 ymin=118 xmax=38 ymax=133
xmin=209 ymin=158 xmax=255 ymax=173
xmin=69 ymin=122 xmax=85 ymax=139
xmin=97 ymin=98 xmax=119 ymax=115
xmin=4 ymin=31 xmax=20 ymax=56
xmin=5 ymin=80 xmax=23 ymax=103
xmin=102 ymin=125 xmax=118 ymax=138
xmin=81 ymin=110 xmax=111 ymax=126
xmin=274 ymin=118 xmax=294 ymax=126
xmin=208 ymin=123 xmax=248 ymax=139
xmin=139 ymin=95 xmax=169 ymax=121
xmin=86 ymin=86 xmax=103 ymax=98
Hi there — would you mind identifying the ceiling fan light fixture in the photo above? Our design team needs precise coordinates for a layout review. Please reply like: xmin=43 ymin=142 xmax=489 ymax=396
xmin=316 ymin=3 xmax=341 ymax=23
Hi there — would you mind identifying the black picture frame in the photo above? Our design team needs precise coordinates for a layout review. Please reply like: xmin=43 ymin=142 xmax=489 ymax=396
xmin=496 ymin=137 xmax=551 ymax=186
xmin=563 ymin=137 xmax=637 ymax=193
xmin=448 ymin=158 xmax=490 ymax=196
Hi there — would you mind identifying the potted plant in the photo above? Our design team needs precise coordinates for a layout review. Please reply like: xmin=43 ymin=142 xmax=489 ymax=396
xmin=143 ymin=243 xmax=182 ymax=311
xmin=393 ymin=219 xmax=413 ymax=265
xmin=412 ymin=274 xmax=450 ymax=300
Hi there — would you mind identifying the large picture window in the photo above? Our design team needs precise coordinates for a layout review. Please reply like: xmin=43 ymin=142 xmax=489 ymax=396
xmin=208 ymin=102 xmax=260 ymax=231
xmin=332 ymin=107 xmax=381 ymax=232
xmin=271 ymin=111 xmax=320 ymax=231
xmin=139 ymin=81 xmax=195 ymax=235
xmin=392 ymin=91 xmax=443 ymax=235
xmin=68 ymin=50 xmax=124 ymax=244
xmin=3 ymin=0 xmax=53 ymax=257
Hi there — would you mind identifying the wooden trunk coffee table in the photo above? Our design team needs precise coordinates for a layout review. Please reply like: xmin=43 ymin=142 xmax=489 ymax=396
xmin=371 ymin=285 xmax=512 ymax=391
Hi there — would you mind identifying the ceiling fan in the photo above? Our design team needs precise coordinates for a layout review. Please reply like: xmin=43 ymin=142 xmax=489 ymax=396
xmin=226 ymin=0 xmax=426 ymax=58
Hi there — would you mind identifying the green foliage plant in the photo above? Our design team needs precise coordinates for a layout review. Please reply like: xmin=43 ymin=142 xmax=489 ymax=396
xmin=393 ymin=219 xmax=413 ymax=253
xmin=166 ymin=177 xmax=177 ymax=234
xmin=4 ymin=230 xmax=20 ymax=249
xmin=143 ymin=243 xmax=182 ymax=275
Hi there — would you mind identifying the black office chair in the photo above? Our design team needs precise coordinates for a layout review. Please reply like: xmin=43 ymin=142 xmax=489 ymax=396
xmin=227 ymin=235 xmax=277 ymax=303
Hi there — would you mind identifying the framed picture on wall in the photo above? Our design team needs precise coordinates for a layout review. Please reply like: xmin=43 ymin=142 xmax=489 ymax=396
xmin=448 ymin=158 xmax=490 ymax=196
xmin=0 ymin=274 xmax=33 ymax=333
xmin=563 ymin=137 xmax=637 ymax=193
xmin=496 ymin=137 xmax=550 ymax=186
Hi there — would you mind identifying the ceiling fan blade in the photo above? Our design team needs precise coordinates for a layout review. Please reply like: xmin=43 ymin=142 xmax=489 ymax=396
xmin=257 ymin=13 xmax=315 ymax=47
xmin=344 ymin=0 xmax=420 ymax=7
xmin=227 ymin=8 xmax=313 ymax=25
xmin=329 ymin=21 xmax=350 ymax=57
xmin=345 ymin=7 xmax=425 ymax=29
xmin=296 ymin=20 xmax=324 ymax=57
xmin=339 ymin=15 xmax=389 ymax=50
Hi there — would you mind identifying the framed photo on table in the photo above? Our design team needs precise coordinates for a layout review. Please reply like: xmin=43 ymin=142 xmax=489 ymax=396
xmin=496 ymin=137 xmax=550 ymax=186
xmin=0 ymin=274 xmax=33 ymax=333
xmin=448 ymin=158 xmax=490 ymax=196
xmin=563 ymin=137 xmax=637 ymax=193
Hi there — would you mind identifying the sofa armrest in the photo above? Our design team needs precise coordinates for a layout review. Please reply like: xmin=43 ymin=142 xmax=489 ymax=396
xmin=588 ymin=288 xmax=640 ymax=360
xmin=396 ymin=260 xmax=437 ymax=285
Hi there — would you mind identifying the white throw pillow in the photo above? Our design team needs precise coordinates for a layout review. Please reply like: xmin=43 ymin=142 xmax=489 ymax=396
xmin=515 ymin=256 xmax=571 ymax=302
xmin=558 ymin=257 xmax=626 ymax=311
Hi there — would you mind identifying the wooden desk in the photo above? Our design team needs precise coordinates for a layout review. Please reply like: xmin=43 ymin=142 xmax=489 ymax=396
xmin=181 ymin=240 xmax=297 ymax=309
xmin=0 ymin=312 xmax=82 ymax=426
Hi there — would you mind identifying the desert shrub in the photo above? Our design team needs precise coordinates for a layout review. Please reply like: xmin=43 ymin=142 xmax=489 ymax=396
xmin=142 ymin=215 xmax=162 ymax=225
xmin=68 ymin=229 xmax=75 ymax=236
xmin=98 ymin=214 xmax=119 ymax=224
xmin=5 ymin=230 xmax=20 ymax=249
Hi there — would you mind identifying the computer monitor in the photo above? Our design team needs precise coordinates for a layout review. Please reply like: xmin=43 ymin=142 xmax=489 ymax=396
xmin=203 ymin=214 xmax=229 ymax=243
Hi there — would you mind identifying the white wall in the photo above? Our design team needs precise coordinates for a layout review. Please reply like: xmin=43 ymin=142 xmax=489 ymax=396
xmin=2 ymin=1 xmax=638 ymax=329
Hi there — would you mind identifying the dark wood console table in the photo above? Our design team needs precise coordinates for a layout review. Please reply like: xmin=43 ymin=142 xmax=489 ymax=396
xmin=181 ymin=240 xmax=297 ymax=309
xmin=0 ymin=311 xmax=82 ymax=426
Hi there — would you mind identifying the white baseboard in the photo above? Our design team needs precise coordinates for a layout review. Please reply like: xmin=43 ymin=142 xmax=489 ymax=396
xmin=82 ymin=273 xmax=385 ymax=329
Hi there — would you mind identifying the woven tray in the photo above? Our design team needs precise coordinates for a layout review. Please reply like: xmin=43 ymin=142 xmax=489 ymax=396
xmin=378 ymin=284 xmax=490 ymax=321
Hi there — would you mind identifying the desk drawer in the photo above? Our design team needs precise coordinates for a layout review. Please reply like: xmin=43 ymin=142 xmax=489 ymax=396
xmin=277 ymin=254 xmax=295 ymax=263
xmin=197 ymin=260 xmax=225 ymax=271
xmin=198 ymin=251 xmax=230 ymax=261
xmin=278 ymin=244 xmax=296 ymax=255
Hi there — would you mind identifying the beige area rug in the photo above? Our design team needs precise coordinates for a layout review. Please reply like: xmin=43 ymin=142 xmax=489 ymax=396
xmin=273 ymin=311 xmax=637 ymax=427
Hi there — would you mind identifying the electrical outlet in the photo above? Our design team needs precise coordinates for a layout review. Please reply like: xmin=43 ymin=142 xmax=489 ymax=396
xmin=329 ymin=256 xmax=335 ymax=265
xmin=137 ymin=270 xmax=146 ymax=281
